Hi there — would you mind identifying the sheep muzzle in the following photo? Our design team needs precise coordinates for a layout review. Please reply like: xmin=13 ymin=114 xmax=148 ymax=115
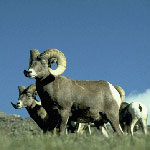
xmin=11 ymin=102 xmax=19 ymax=109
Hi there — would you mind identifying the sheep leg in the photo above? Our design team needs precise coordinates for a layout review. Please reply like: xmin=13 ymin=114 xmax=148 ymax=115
xmin=89 ymin=109 xmax=105 ymax=136
xmin=141 ymin=118 xmax=148 ymax=135
xmin=101 ymin=126 xmax=109 ymax=138
xmin=94 ymin=121 xmax=109 ymax=137
xmin=78 ymin=123 xmax=91 ymax=135
xmin=77 ymin=123 xmax=85 ymax=135
xmin=121 ymin=123 xmax=127 ymax=133
xmin=58 ymin=109 xmax=70 ymax=135
xmin=130 ymin=118 xmax=138 ymax=136
xmin=106 ymin=112 xmax=123 ymax=136
xmin=46 ymin=110 xmax=60 ymax=132
xmin=87 ymin=124 xmax=91 ymax=135
xmin=126 ymin=125 xmax=131 ymax=134
xmin=121 ymin=123 xmax=130 ymax=134
xmin=67 ymin=120 xmax=77 ymax=133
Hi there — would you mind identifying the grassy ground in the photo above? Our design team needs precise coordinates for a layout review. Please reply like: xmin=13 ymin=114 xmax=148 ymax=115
xmin=0 ymin=112 xmax=149 ymax=150
xmin=0 ymin=132 xmax=149 ymax=150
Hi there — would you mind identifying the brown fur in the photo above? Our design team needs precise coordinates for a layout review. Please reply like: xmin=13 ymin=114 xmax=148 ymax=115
xmin=24 ymin=49 xmax=124 ymax=136
xmin=12 ymin=84 xmax=51 ymax=133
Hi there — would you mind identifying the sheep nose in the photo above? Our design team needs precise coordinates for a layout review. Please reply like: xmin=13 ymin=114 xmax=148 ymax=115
xmin=28 ymin=70 xmax=32 ymax=73
xmin=24 ymin=70 xmax=30 ymax=77
xmin=17 ymin=102 xmax=21 ymax=105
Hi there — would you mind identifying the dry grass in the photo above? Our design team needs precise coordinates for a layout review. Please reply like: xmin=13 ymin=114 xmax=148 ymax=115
xmin=0 ymin=132 xmax=149 ymax=150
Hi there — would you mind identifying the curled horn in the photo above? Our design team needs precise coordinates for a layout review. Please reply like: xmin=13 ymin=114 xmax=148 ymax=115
xmin=18 ymin=86 xmax=26 ymax=95
xmin=40 ymin=49 xmax=66 ymax=76
xmin=114 ymin=85 xmax=125 ymax=102
xmin=29 ymin=49 xmax=40 ymax=67
xmin=11 ymin=102 xmax=18 ymax=109
xmin=27 ymin=84 xmax=36 ymax=93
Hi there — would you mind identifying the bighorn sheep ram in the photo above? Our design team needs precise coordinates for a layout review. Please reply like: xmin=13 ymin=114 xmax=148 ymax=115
xmin=11 ymin=84 xmax=51 ymax=133
xmin=24 ymin=49 xmax=125 ymax=136
xmin=120 ymin=102 xmax=148 ymax=136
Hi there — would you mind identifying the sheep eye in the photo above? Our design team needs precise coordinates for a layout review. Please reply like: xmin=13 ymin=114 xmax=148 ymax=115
xmin=41 ymin=59 xmax=47 ymax=64
xmin=36 ymin=56 xmax=41 ymax=61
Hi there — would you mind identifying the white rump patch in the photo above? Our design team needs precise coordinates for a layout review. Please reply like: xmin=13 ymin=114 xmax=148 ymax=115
xmin=129 ymin=102 xmax=148 ymax=119
xmin=108 ymin=82 xmax=122 ymax=107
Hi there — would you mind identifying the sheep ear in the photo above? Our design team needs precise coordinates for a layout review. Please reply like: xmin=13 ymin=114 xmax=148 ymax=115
xmin=18 ymin=86 xmax=26 ymax=95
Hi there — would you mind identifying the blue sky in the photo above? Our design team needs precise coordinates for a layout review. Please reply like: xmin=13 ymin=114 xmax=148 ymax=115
xmin=0 ymin=0 xmax=150 ymax=119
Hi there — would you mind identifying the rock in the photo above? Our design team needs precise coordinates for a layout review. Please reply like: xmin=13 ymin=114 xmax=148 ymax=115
xmin=0 ymin=111 xmax=42 ymax=136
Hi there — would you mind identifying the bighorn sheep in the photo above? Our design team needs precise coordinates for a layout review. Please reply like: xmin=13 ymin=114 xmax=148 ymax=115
xmin=120 ymin=102 xmax=148 ymax=136
xmin=11 ymin=84 xmax=51 ymax=133
xmin=24 ymin=48 xmax=125 ymax=136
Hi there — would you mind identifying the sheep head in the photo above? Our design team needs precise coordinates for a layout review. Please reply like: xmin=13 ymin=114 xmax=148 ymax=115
xmin=11 ymin=84 xmax=38 ymax=109
xmin=24 ymin=49 xmax=66 ymax=78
